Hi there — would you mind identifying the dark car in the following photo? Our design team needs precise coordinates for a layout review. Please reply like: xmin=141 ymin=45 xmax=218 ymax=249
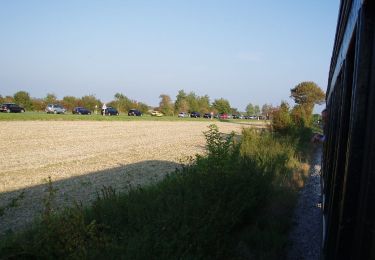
xmin=128 ymin=109 xmax=141 ymax=116
xmin=203 ymin=113 xmax=211 ymax=118
xmin=72 ymin=107 xmax=91 ymax=115
xmin=0 ymin=103 xmax=25 ymax=113
xmin=102 ymin=107 xmax=119 ymax=116
xmin=190 ymin=112 xmax=201 ymax=118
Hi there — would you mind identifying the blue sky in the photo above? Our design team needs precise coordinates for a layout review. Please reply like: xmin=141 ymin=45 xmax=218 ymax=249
xmin=0 ymin=0 xmax=339 ymax=112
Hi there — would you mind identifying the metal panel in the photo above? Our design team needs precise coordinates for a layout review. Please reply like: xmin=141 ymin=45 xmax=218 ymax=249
xmin=327 ymin=0 xmax=363 ymax=102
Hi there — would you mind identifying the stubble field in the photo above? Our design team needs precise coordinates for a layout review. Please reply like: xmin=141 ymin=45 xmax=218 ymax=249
xmin=0 ymin=120 xmax=260 ymax=235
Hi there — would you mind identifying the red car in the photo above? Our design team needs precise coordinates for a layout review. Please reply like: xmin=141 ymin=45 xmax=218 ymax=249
xmin=219 ymin=113 xmax=228 ymax=119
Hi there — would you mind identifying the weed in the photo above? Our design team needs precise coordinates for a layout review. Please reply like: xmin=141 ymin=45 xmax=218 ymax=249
xmin=0 ymin=191 xmax=25 ymax=217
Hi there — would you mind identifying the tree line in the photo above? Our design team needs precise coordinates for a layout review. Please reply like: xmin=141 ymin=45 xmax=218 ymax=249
xmin=1 ymin=81 xmax=324 ymax=117
xmin=0 ymin=90 xmax=273 ymax=116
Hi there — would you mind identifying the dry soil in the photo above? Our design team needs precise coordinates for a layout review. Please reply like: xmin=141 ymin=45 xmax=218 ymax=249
xmin=0 ymin=120 xmax=260 ymax=235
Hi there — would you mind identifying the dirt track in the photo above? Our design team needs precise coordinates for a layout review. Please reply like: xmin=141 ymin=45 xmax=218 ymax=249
xmin=0 ymin=120 xmax=257 ymax=234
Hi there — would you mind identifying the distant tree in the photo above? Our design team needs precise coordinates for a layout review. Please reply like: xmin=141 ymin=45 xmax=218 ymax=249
xmin=137 ymin=102 xmax=150 ymax=114
xmin=0 ymin=95 xmax=3 ymax=104
xmin=81 ymin=95 xmax=101 ymax=111
xmin=212 ymin=98 xmax=231 ymax=114
xmin=44 ymin=93 xmax=57 ymax=104
xmin=62 ymin=96 xmax=79 ymax=111
xmin=290 ymin=81 xmax=325 ymax=117
xmin=174 ymin=90 xmax=189 ymax=113
xmin=14 ymin=91 xmax=33 ymax=110
xmin=246 ymin=103 xmax=255 ymax=115
xmin=31 ymin=98 xmax=45 ymax=112
xmin=261 ymin=104 xmax=272 ymax=116
xmin=3 ymin=96 xmax=14 ymax=103
xmin=231 ymin=107 xmax=239 ymax=115
xmin=197 ymin=95 xmax=210 ymax=113
xmin=113 ymin=93 xmax=132 ymax=112
xmin=254 ymin=105 xmax=260 ymax=115
xmin=187 ymin=92 xmax=199 ymax=112
xmin=159 ymin=94 xmax=174 ymax=116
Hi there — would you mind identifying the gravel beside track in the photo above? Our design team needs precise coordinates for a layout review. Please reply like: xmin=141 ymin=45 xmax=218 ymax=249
xmin=287 ymin=146 xmax=323 ymax=260
xmin=0 ymin=121 xmax=253 ymax=235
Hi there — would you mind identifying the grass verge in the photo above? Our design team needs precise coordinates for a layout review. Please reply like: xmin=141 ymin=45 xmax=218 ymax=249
xmin=0 ymin=125 xmax=310 ymax=259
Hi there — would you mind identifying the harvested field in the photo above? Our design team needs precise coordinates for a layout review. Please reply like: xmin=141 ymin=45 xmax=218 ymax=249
xmin=0 ymin=121 xmax=263 ymax=235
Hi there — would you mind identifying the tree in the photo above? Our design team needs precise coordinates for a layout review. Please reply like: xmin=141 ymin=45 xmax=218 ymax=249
xmin=159 ymin=94 xmax=174 ymax=116
xmin=271 ymin=101 xmax=292 ymax=133
xmin=174 ymin=90 xmax=189 ymax=113
xmin=44 ymin=93 xmax=57 ymax=104
xmin=31 ymin=98 xmax=45 ymax=111
xmin=14 ymin=91 xmax=33 ymax=110
xmin=186 ymin=92 xmax=199 ymax=112
xmin=80 ymin=95 xmax=101 ymax=111
xmin=137 ymin=102 xmax=150 ymax=114
xmin=261 ymin=104 xmax=274 ymax=119
xmin=113 ymin=93 xmax=132 ymax=112
xmin=254 ymin=105 xmax=260 ymax=116
xmin=197 ymin=95 xmax=210 ymax=113
xmin=212 ymin=98 xmax=231 ymax=114
xmin=62 ymin=96 xmax=79 ymax=111
xmin=290 ymin=81 xmax=325 ymax=117
xmin=246 ymin=103 xmax=255 ymax=115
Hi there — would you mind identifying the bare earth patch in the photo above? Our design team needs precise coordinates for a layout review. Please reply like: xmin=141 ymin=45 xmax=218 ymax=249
xmin=0 ymin=121 xmax=259 ymax=235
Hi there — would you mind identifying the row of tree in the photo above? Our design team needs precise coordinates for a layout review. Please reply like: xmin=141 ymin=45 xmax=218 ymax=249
xmin=0 ymin=90 xmax=272 ymax=116
xmin=1 ymin=82 xmax=323 ymax=117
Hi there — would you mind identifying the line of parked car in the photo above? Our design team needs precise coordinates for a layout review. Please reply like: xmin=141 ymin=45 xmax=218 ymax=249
xmin=0 ymin=103 xmax=267 ymax=120
xmin=177 ymin=111 xmax=267 ymax=120
xmin=45 ymin=104 xmax=121 ymax=116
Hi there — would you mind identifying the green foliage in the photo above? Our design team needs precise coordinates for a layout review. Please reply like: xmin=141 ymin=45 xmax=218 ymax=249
xmin=44 ymin=93 xmax=57 ymax=104
xmin=80 ymin=95 xmax=102 ymax=111
xmin=174 ymin=89 xmax=189 ymax=113
xmin=159 ymin=94 xmax=174 ymax=116
xmin=271 ymin=101 xmax=293 ymax=133
xmin=291 ymin=105 xmax=310 ymax=127
xmin=290 ymin=81 xmax=325 ymax=117
xmin=246 ymin=103 xmax=255 ymax=115
xmin=13 ymin=91 xmax=33 ymax=110
xmin=62 ymin=96 xmax=78 ymax=111
xmin=31 ymin=98 xmax=46 ymax=112
xmin=186 ymin=92 xmax=199 ymax=112
xmin=213 ymin=98 xmax=231 ymax=114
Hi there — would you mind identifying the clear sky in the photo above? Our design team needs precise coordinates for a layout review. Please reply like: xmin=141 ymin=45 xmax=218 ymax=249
xmin=0 ymin=0 xmax=339 ymax=112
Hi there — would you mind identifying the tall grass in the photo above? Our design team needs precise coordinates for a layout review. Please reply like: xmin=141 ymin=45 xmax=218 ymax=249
xmin=0 ymin=125 xmax=309 ymax=259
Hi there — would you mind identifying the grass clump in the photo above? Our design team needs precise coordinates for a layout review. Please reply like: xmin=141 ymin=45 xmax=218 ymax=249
xmin=0 ymin=124 xmax=309 ymax=259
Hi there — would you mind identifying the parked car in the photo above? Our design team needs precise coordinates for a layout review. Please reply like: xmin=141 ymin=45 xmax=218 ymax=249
xmin=72 ymin=107 xmax=91 ymax=115
xmin=203 ymin=113 xmax=211 ymax=118
xmin=45 ymin=104 xmax=66 ymax=114
xmin=151 ymin=111 xmax=163 ymax=117
xmin=218 ymin=113 xmax=229 ymax=119
xmin=178 ymin=112 xmax=188 ymax=118
xmin=128 ymin=109 xmax=141 ymax=116
xmin=0 ymin=103 xmax=25 ymax=113
xmin=190 ymin=112 xmax=201 ymax=118
xmin=103 ymin=107 xmax=119 ymax=116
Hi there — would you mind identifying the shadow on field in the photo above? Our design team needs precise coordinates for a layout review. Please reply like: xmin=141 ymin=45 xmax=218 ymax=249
xmin=0 ymin=160 xmax=181 ymax=236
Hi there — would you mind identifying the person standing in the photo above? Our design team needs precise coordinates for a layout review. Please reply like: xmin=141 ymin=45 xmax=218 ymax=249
xmin=102 ymin=103 xmax=107 ymax=116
